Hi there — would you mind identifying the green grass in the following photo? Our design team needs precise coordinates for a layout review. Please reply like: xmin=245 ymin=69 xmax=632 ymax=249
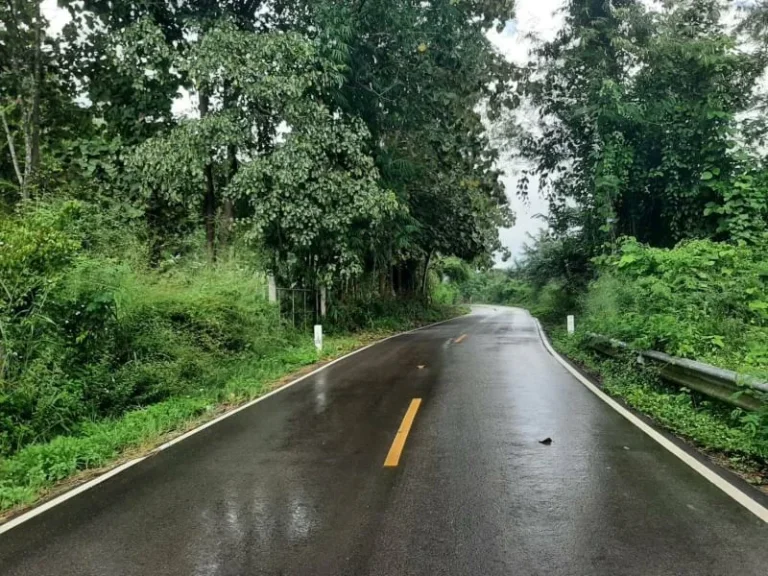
xmin=0 ymin=306 xmax=464 ymax=514
xmin=550 ymin=328 xmax=768 ymax=476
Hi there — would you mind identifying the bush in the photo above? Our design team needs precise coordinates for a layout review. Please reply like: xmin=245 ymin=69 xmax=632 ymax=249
xmin=432 ymin=281 xmax=461 ymax=306
xmin=0 ymin=258 xmax=286 ymax=456
xmin=326 ymin=296 xmax=456 ymax=334
xmin=583 ymin=237 xmax=768 ymax=377
xmin=0 ymin=202 xmax=297 ymax=456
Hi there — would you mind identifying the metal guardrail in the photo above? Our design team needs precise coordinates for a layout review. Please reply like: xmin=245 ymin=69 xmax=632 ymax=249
xmin=585 ymin=334 xmax=768 ymax=411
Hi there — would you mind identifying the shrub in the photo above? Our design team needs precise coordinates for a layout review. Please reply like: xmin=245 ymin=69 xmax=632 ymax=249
xmin=583 ymin=236 xmax=768 ymax=376
xmin=326 ymin=296 xmax=455 ymax=334
xmin=0 ymin=206 xmax=287 ymax=456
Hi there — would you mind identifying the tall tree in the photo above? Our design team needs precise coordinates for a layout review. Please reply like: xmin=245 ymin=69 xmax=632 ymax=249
xmin=300 ymin=0 xmax=516 ymax=290
xmin=1 ymin=0 xmax=44 ymax=199
xmin=518 ymin=0 xmax=762 ymax=250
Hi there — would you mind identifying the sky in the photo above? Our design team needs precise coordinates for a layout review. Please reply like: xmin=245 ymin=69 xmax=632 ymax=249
xmin=486 ymin=0 xmax=566 ymax=264
xmin=41 ymin=0 xmax=567 ymax=263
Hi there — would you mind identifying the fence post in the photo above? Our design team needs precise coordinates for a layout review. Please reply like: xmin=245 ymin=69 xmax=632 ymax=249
xmin=567 ymin=315 xmax=575 ymax=335
xmin=268 ymin=274 xmax=277 ymax=303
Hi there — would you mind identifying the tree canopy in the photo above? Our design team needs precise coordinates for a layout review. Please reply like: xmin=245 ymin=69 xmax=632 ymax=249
xmin=516 ymin=0 xmax=768 ymax=261
xmin=1 ymin=0 xmax=516 ymax=292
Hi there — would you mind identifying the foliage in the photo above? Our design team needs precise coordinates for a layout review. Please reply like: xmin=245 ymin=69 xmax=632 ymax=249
xmin=327 ymin=297 xmax=464 ymax=334
xmin=517 ymin=0 xmax=767 ymax=252
xmin=0 ymin=203 xmax=282 ymax=455
xmin=582 ymin=236 xmax=768 ymax=377
xmin=19 ymin=0 xmax=517 ymax=286
xmin=303 ymin=0 xmax=516 ymax=276
xmin=228 ymin=108 xmax=399 ymax=283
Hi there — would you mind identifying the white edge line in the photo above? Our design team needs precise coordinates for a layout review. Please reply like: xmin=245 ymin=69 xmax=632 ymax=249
xmin=534 ymin=317 xmax=768 ymax=524
xmin=0 ymin=313 xmax=466 ymax=535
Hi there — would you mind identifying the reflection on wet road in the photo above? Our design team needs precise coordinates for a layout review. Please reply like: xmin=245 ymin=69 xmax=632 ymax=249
xmin=1 ymin=307 xmax=767 ymax=575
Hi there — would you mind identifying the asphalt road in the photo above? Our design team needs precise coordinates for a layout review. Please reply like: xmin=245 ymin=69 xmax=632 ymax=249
xmin=1 ymin=307 xmax=767 ymax=575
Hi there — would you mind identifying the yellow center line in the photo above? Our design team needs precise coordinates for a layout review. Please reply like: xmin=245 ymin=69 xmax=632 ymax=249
xmin=454 ymin=333 xmax=468 ymax=344
xmin=383 ymin=398 xmax=423 ymax=467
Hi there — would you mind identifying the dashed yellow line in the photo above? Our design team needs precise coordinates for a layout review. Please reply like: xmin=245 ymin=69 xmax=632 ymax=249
xmin=383 ymin=399 xmax=422 ymax=467
xmin=454 ymin=333 xmax=468 ymax=344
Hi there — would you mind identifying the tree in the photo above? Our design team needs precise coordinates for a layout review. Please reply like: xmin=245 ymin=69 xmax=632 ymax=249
xmin=517 ymin=0 xmax=764 ymax=251
xmin=1 ymin=0 xmax=45 ymax=199
xmin=228 ymin=106 xmax=399 ymax=284
xmin=2 ymin=0 xmax=519 ymax=293
xmin=297 ymin=0 xmax=516 ymax=292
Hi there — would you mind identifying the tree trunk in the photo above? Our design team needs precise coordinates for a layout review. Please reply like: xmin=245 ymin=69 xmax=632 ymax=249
xmin=22 ymin=0 xmax=42 ymax=199
xmin=1 ymin=108 xmax=24 ymax=191
xmin=199 ymin=91 xmax=217 ymax=261
xmin=204 ymin=164 xmax=216 ymax=261
xmin=421 ymin=250 xmax=433 ymax=297
xmin=219 ymin=78 xmax=238 ymax=250
xmin=220 ymin=143 xmax=237 ymax=248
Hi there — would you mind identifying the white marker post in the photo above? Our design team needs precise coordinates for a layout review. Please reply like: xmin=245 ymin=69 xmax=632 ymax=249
xmin=314 ymin=324 xmax=323 ymax=351
xmin=567 ymin=315 xmax=575 ymax=336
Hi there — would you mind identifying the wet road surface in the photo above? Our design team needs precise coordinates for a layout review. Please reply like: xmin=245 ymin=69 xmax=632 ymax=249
xmin=1 ymin=307 xmax=767 ymax=575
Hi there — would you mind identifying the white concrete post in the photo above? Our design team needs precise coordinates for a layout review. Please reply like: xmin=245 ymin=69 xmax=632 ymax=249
xmin=314 ymin=324 xmax=323 ymax=351
xmin=567 ymin=315 xmax=575 ymax=335
xmin=268 ymin=274 xmax=277 ymax=303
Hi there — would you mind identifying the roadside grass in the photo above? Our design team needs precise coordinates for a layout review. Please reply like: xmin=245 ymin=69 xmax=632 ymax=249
xmin=0 ymin=306 xmax=465 ymax=516
xmin=550 ymin=328 xmax=768 ymax=484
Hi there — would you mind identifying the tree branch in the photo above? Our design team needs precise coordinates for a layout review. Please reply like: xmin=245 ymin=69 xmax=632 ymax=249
xmin=0 ymin=107 xmax=24 ymax=189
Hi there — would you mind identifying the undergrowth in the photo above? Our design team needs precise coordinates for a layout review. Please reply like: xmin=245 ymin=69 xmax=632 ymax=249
xmin=583 ymin=237 xmax=768 ymax=379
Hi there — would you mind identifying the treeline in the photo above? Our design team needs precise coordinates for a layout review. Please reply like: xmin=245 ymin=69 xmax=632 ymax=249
xmin=518 ymin=0 xmax=768 ymax=251
xmin=0 ymin=0 xmax=514 ymax=291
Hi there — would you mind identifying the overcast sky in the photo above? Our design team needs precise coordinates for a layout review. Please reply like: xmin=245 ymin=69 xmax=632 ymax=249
xmin=41 ymin=0 xmax=566 ymax=263
xmin=487 ymin=1 xmax=566 ymax=264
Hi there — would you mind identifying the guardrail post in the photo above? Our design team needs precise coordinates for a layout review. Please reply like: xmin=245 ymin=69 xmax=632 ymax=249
xmin=567 ymin=315 xmax=575 ymax=335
